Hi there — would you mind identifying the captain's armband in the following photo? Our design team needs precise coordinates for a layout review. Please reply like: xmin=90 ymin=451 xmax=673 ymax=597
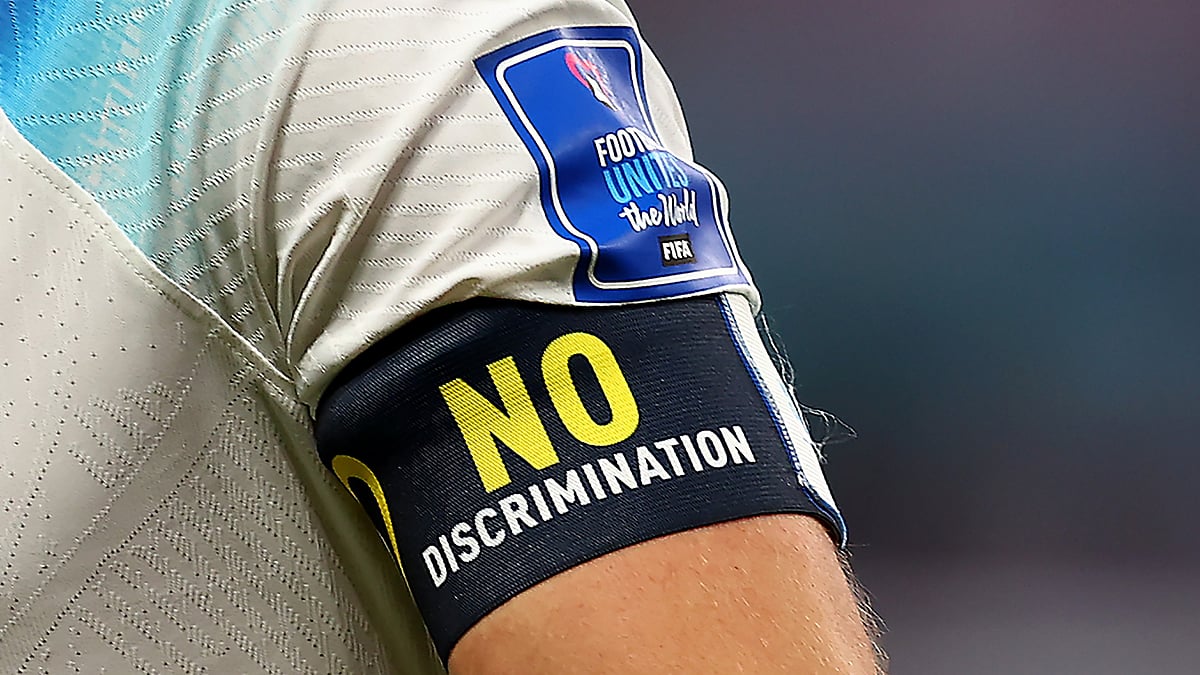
xmin=314 ymin=295 xmax=844 ymax=660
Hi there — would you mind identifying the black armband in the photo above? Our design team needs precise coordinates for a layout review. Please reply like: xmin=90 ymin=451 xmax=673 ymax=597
xmin=314 ymin=295 xmax=843 ymax=661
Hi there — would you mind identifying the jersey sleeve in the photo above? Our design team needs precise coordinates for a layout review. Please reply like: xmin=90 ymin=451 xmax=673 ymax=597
xmin=1 ymin=0 xmax=753 ymax=399
xmin=1 ymin=1 xmax=845 ymax=667
xmin=270 ymin=1 xmax=844 ymax=660
xmin=253 ymin=0 xmax=759 ymax=405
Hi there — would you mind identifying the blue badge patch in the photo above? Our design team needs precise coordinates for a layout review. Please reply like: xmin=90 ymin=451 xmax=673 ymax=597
xmin=476 ymin=26 xmax=750 ymax=303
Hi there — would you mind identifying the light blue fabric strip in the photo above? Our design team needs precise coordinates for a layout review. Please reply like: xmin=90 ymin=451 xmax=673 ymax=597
xmin=0 ymin=0 xmax=284 ymax=254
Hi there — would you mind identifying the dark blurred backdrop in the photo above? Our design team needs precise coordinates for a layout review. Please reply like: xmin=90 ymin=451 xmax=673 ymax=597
xmin=634 ymin=2 xmax=1200 ymax=673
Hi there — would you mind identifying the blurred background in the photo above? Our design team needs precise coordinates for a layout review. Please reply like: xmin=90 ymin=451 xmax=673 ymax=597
xmin=635 ymin=2 xmax=1200 ymax=673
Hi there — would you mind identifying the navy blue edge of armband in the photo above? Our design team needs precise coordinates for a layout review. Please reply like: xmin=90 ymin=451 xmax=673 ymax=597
xmin=715 ymin=295 xmax=849 ymax=547
xmin=314 ymin=296 xmax=844 ymax=662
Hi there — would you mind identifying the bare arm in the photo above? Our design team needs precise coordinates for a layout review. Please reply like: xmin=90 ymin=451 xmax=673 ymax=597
xmin=451 ymin=514 xmax=878 ymax=674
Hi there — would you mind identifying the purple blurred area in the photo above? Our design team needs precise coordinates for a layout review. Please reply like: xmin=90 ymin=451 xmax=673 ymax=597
xmin=633 ymin=2 xmax=1200 ymax=673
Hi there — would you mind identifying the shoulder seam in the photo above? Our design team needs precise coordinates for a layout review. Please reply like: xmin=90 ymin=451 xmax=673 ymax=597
xmin=1 ymin=115 xmax=299 ymax=404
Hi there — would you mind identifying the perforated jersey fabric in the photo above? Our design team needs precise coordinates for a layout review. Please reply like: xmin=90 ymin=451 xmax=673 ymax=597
xmin=0 ymin=1 xmax=837 ymax=672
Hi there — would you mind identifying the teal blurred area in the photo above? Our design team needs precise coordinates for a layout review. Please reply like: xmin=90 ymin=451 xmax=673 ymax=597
xmin=634 ymin=2 xmax=1200 ymax=672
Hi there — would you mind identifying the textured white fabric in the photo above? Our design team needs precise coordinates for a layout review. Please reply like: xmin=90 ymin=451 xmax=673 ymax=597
xmin=0 ymin=1 xmax=828 ymax=672
xmin=0 ymin=112 xmax=410 ymax=673
xmin=0 ymin=2 xmax=709 ymax=672
xmin=252 ymin=0 xmax=723 ymax=404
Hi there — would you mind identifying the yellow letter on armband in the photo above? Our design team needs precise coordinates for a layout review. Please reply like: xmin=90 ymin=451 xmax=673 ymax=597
xmin=542 ymin=332 xmax=639 ymax=447
xmin=331 ymin=455 xmax=404 ymax=570
xmin=440 ymin=356 xmax=558 ymax=493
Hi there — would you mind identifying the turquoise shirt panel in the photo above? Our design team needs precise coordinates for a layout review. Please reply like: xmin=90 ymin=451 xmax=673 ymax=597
xmin=0 ymin=0 xmax=290 ymax=254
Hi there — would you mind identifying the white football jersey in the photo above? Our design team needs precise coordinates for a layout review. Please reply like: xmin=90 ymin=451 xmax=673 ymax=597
xmin=0 ymin=0 xmax=838 ymax=672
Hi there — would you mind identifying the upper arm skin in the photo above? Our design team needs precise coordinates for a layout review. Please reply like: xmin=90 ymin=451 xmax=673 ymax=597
xmin=449 ymin=514 xmax=877 ymax=675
